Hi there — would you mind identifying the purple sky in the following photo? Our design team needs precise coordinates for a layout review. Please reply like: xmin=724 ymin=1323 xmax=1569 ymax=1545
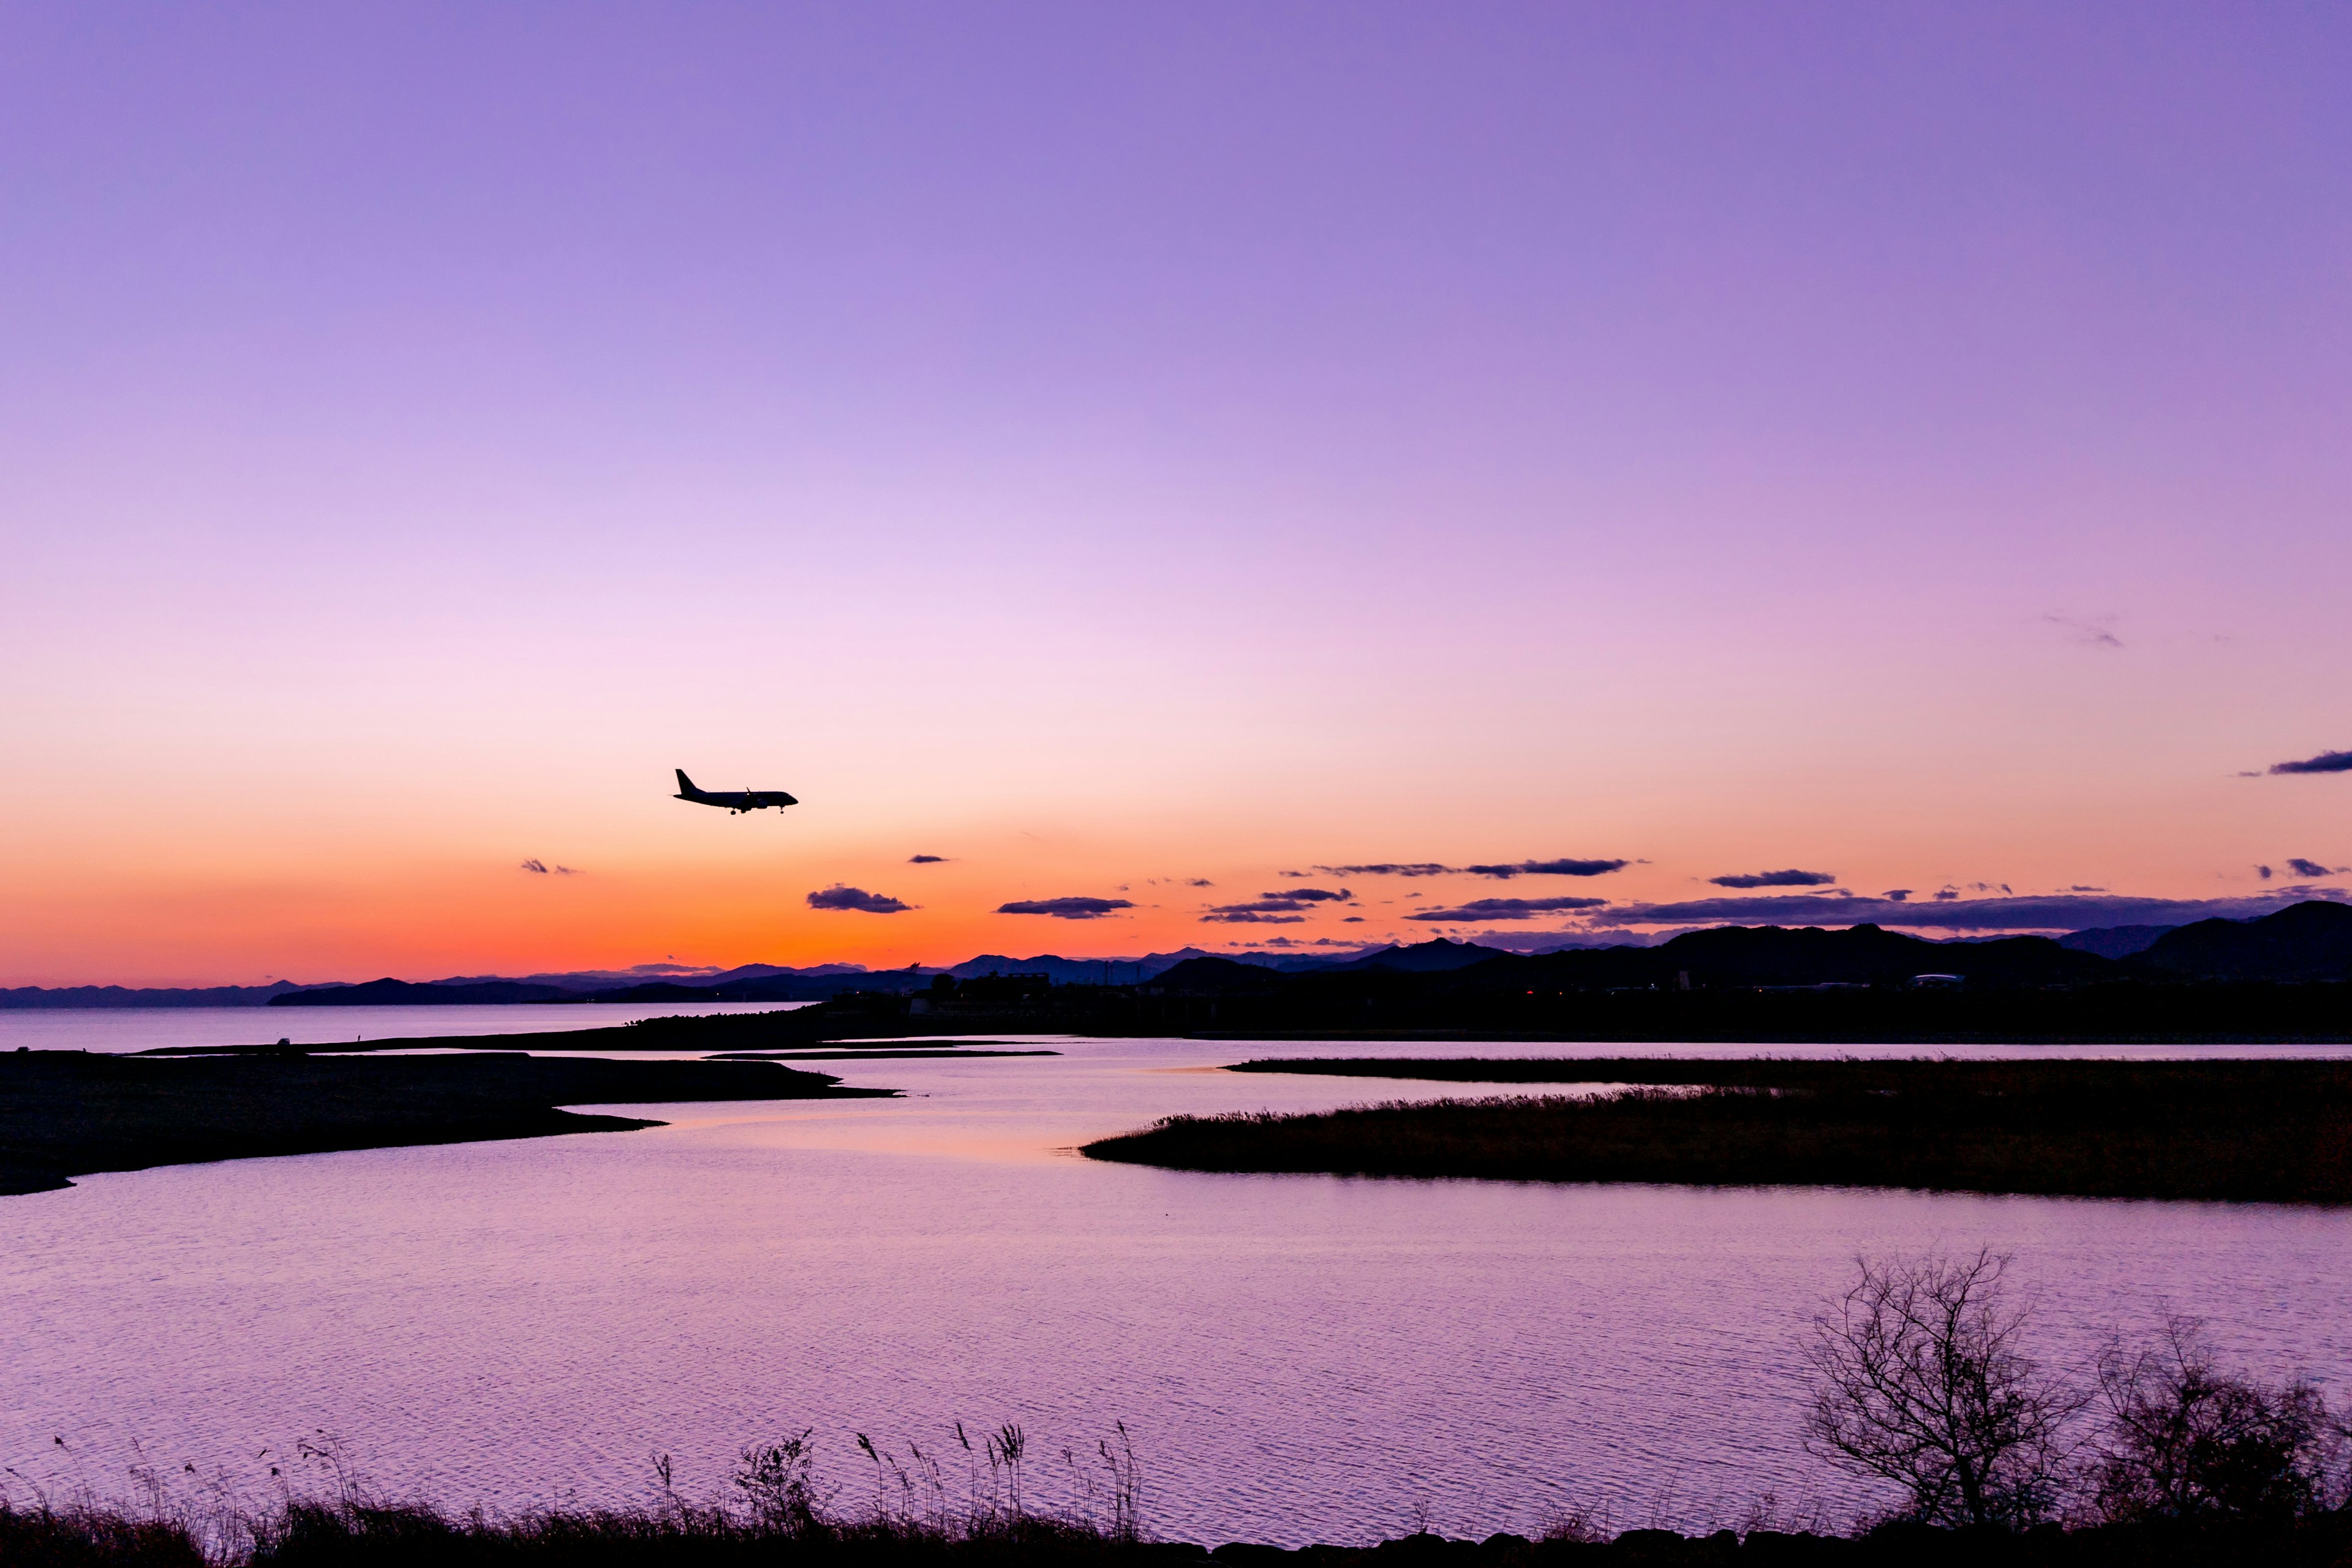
xmin=3 ymin=4 xmax=2348 ymax=982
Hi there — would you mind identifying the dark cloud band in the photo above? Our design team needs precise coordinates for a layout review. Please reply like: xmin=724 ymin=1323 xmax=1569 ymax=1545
xmin=1464 ymin=858 xmax=1629 ymax=879
xmin=1310 ymin=863 xmax=1455 ymax=878
xmin=1707 ymin=869 xmax=1837 ymax=888
xmin=995 ymin=896 xmax=1134 ymax=919
xmin=1406 ymin=896 xmax=1609 ymax=922
xmin=2269 ymin=750 xmax=2352 ymax=775
xmin=807 ymin=884 xmax=914 ymax=914
xmin=1308 ymin=858 xmax=1627 ymax=879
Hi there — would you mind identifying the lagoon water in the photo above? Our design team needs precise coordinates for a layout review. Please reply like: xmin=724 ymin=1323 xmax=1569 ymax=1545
xmin=6 ymin=1016 xmax=2351 ymax=1540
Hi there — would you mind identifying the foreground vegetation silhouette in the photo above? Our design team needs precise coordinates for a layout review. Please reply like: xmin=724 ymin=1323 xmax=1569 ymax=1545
xmin=1084 ymin=1059 xmax=2352 ymax=1203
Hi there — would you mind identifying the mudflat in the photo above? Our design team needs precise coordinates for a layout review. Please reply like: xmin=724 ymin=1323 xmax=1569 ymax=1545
xmin=1084 ymin=1057 xmax=2352 ymax=1204
xmin=0 ymin=1049 xmax=891 ymax=1195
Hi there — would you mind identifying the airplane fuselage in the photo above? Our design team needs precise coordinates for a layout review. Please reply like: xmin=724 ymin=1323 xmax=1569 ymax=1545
xmin=674 ymin=770 xmax=797 ymax=814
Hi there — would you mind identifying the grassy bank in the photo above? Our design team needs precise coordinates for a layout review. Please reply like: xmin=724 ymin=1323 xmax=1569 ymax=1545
xmin=1083 ymin=1059 xmax=2352 ymax=1203
xmin=0 ymin=1050 xmax=892 ymax=1195
xmin=9 ymin=1495 xmax=2351 ymax=1568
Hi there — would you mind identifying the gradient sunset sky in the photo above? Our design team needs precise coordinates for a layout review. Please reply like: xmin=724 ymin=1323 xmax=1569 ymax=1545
xmin=4 ymin=3 xmax=2348 ymax=986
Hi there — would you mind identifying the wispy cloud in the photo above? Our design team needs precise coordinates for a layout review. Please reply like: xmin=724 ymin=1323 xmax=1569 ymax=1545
xmin=1465 ymin=858 xmax=1629 ymax=879
xmin=807 ymin=884 xmax=914 ymax=914
xmin=995 ymin=895 xmax=1134 ymax=919
xmin=1706 ymin=868 xmax=1836 ymax=889
xmin=908 ymin=854 xmax=948 ymax=864
xmin=519 ymin=859 xmax=548 ymax=874
xmin=1185 ymin=878 xmax=1215 ymax=888
xmin=1200 ymin=910 xmax=1308 ymax=924
xmin=2270 ymin=749 xmax=2352 ymax=775
xmin=1406 ymin=896 xmax=1610 ymax=922
xmin=2285 ymin=858 xmax=2345 ymax=879
xmin=1311 ymin=863 xmax=1456 ymax=878
xmin=2045 ymin=612 xmax=2123 ymax=649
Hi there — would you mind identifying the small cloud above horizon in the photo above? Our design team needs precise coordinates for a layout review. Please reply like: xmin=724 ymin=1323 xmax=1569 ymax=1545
xmin=1200 ymin=910 xmax=1308 ymax=924
xmin=807 ymin=884 xmax=914 ymax=914
xmin=1707 ymin=869 xmax=1836 ymax=889
xmin=518 ymin=859 xmax=581 ymax=875
xmin=1884 ymin=889 xmax=1912 ymax=902
xmin=2269 ymin=749 xmax=2352 ymax=775
xmin=2286 ymin=858 xmax=2345 ymax=879
xmin=996 ymin=895 xmax=1134 ymax=919
xmin=908 ymin=854 xmax=948 ymax=864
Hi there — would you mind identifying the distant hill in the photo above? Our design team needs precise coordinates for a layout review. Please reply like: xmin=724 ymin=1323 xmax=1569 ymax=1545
xmin=2058 ymin=924 xmax=2180 ymax=960
xmin=1649 ymin=924 xmax=2110 ymax=989
xmin=1478 ymin=924 xmax=2114 ymax=992
xmin=270 ymin=979 xmax=582 ymax=1007
xmin=946 ymin=948 xmax=1371 ymax=984
xmin=950 ymin=952 xmax=1182 ymax=985
xmin=431 ymin=962 xmax=846 ymax=991
xmin=587 ymin=967 xmax=937 ymax=1003
xmin=1149 ymin=957 xmax=1292 ymax=993
xmin=1332 ymin=939 xmax=1513 ymax=973
xmin=2131 ymin=901 xmax=2352 ymax=983
xmin=0 ymin=981 xmax=311 ymax=1010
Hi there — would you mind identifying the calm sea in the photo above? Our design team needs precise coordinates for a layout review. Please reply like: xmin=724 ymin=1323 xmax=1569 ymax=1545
xmin=6 ymin=1015 xmax=2348 ymax=1540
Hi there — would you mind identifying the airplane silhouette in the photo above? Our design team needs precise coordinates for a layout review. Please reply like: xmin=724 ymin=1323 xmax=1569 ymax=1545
xmin=674 ymin=769 xmax=799 ymax=815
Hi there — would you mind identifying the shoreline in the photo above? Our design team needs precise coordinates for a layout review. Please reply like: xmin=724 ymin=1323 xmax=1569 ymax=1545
xmin=0 ymin=1049 xmax=893 ymax=1196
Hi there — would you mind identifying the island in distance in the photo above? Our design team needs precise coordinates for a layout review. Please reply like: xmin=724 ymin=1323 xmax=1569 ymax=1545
xmin=9 ymin=899 xmax=2351 ymax=1014
xmin=126 ymin=900 xmax=2351 ymax=1054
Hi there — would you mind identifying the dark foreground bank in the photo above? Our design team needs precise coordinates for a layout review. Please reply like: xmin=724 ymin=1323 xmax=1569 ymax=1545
xmin=0 ymin=1050 xmax=890 ymax=1195
xmin=1084 ymin=1058 xmax=2352 ymax=1203
xmin=9 ymin=1498 xmax=2351 ymax=1568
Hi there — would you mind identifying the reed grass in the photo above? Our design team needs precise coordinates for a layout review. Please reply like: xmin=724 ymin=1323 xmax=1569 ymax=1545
xmin=1087 ymin=1060 xmax=2352 ymax=1203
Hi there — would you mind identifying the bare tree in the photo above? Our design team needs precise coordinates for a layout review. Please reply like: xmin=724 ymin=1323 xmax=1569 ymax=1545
xmin=2089 ymin=1316 xmax=2342 ymax=1525
xmin=1805 ymin=1250 xmax=2081 ymax=1528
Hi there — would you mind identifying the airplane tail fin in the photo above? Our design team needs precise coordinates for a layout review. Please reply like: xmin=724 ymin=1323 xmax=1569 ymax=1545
xmin=675 ymin=769 xmax=698 ymax=796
